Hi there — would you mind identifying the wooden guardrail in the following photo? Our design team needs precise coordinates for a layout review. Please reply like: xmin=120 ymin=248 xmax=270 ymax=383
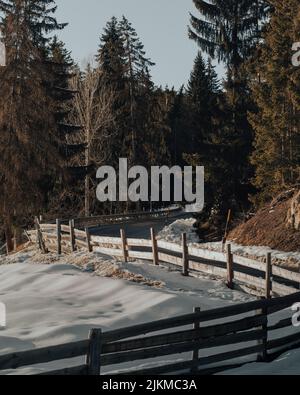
xmin=39 ymin=206 xmax=182 ymax=229
xmin=1 ymin=292 xmax=300 ymax=375
xmin=28 ymin=218 xmax=300 ymax=299
xmin=0 ymin=243 xmax=6 ymax=255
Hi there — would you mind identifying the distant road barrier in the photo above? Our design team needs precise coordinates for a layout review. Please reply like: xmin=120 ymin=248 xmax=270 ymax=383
xmin=0 ymin=243 xmax=6 ymax=255
xmin=39 ymin=206 xmax=182 ymax=229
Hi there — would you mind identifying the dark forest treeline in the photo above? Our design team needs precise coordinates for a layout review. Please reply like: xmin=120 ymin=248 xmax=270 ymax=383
xmin=0 ymin=0 xmax=299 ymax=248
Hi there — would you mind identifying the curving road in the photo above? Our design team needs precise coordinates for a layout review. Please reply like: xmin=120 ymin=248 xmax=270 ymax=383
xmin=90 ymin=210 xmax=192 ymax=239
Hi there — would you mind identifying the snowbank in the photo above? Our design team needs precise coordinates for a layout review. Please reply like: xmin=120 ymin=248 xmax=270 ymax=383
xmin=158 ymin=218 xmax=300 ymax=268
xmin=157 ymin=218 xmax=198 ymax=243
xmin=200 ymin=241 xmax=300 ymax=268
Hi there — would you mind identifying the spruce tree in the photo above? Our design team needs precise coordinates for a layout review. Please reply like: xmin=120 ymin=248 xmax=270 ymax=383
xmin=96 ymin=17 xmax=128 ymax=169
xmin=119 ymin=16 xmax=155 ymax=165
xmin=189 ymin=0 xmax=270 ymax=77
xmin=137 ymin=68 xmax=170 ymax=167
xmin=0 ymin=0 xmax=68 ymax=249
xmin=167 ymin=87 xmax=190 ymax=166
xmin=96 ymin=16 xmax=157 ymax=169
xmin=189 ymin=0 xmax=270 ymax=213
xmin=187 ymin=52 xmax=216 ymax=149
xmin=249 ymin=0 xmax=300 ymax=205
xmin=184 ymin=55 xmax=234 ymax=216
xmin=48 ymin=37 xmax=84 ymax=164
xmin=96 ymin=16 xmax=168 ymax=211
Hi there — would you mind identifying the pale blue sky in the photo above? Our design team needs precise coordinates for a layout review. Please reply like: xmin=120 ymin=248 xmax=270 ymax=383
xmin=55 ymin=0 xmax=224 ymax=89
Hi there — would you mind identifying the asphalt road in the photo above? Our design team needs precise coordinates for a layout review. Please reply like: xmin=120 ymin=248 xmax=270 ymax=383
xmin=90 ymin=210 xmax=192 ymax=239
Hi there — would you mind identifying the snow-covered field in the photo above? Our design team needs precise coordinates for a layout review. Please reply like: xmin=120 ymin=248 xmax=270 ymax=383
xmin=0 ymin=244 xmax=256 ymax=375
xmin=0 ymin=245 xmax=299 ymax=375
xmin=0 ymin=216 xmax=299 ymax=375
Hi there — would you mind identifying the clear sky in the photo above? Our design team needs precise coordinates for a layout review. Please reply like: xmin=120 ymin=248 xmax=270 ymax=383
xmin=55 ymin=0 xmax=224 ymax=89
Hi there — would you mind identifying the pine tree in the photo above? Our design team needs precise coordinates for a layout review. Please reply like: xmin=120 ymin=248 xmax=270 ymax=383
xmin=249 ymin=0 xmax=300 ymax=205
xmin=47 ymin=37 xmax=81 ymax=159
xmin=189 ymin=0 xmax=270 ymax=213
xmin=96 ymin=17 xmax=128 ymax=169
xmin=184 ymin=55 xmax=235 ymax=216
xmin=119 ymin=16 xmax=155 ymax=165
xmin=137 ymin=68 xmax=170 ymax=167
xmin=43 ymin=37 xmax=88 ymax=218
xmin=167 ymin=87 xmax=190 ymax=166
xmin=96 ymin=16 xmax=169 ymax=211
xmin=0 ymin=0 xmax=67 ymax=249
xmin=96 ymin=16 xmax=158 ymax=169
xmin=189 ymin=0 xmax=270 ymax=78
xmin=186 ymin=53 xmax=217 ymax=149
xmin=187 ymin=53 xmax=210 ymax=102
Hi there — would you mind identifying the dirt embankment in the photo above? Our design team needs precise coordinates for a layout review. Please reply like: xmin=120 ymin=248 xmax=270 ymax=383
xmin=229 ymin=190 xmax=300 ymax=252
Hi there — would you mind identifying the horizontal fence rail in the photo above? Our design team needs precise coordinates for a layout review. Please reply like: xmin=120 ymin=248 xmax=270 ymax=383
xmin=29 ymin=217 xmax=300 ymax=299
xmin=0 ymin=293 xmax=300 ymax=375
xmin=38 ymin=206 xmax=182 ymax=229
xmin=0 ymin=243 xmax=6 ymax=255
xmin=14 ymin=215 xmax=300 ymax=375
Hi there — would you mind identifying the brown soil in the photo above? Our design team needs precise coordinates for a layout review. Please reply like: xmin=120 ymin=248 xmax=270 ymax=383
xmin=229 ymin=197 xmax=300 ymax=252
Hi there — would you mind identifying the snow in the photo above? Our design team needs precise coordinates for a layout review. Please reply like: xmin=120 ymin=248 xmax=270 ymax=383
xmin=218 ymin=349 xmax=300 ymax=375
xmin=1 ymin=215 xmax=300 ymax=374
xmin=202 ymin=241 xmax=300 ymax=267
xmin=0 ymin=245 xmax=254 ymax=374
xmin=157 ymin=218 xmax=199 ymax=244
xmin=158 ymin=218 xmax=300 ymax=268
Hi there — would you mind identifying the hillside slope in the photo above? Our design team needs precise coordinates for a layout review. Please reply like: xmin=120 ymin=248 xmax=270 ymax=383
xmin=229 ymin=191 xmax=300 ymax=252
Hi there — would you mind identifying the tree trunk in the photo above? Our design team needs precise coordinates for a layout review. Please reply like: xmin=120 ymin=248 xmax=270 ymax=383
xmin=85 ymin=129 xmax=90 ymax=217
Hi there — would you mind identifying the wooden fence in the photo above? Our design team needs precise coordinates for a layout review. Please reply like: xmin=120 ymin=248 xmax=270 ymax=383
xmin=1 ymin=292 xmax=300 ymax=375
xmin=0 ymin=243 xmax=6 ymax=255
xmin=29 ymin=218 xmax=300 ymax=299
xmin=40 ymin=206 xmax=182 ymax=229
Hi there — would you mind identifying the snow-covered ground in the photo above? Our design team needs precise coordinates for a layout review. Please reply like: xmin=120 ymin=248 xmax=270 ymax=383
xmin=0 ymin=215 xmax=300 ymax=375
xmin=202 ymin=241 xmax=300 ymax=268
xmin=157 ymin=218 xmax=300 ymax=268
xmin=219 ymin=348 xmax=300 ymax=375
xmin=0 ymin=244 xmax=256 ymax=375
xmin=0 ymin=245 xmax=299 ymax=375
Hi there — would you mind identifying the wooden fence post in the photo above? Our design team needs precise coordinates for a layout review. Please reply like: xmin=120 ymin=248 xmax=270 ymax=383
xmin=56 ymin=219 xmax=61 ymax=255
xmin=182 ymin=233 xmax=189 ymax=276
xmin=69 ymin=220 xmax=76 ymax=252
xmin=226 ymin=244 xmax=234 ymax=289
xmin=150 ymin=228 xmax=159 ymax=266
xmin=265 ymin=253 xmax=272 ymax=299
xmin=256 ymin=304 xmax=268 ymax=362
xmin=85 ymin=228 xmax=92 ymax=253
xmin=191 ymin=307 xmax=201 ymax=373
xmin=34 ymin=216 xmax=47 ymax=254
xmin=34 ymin=217 xmax=41 ymax=250
xmin=120 ymin=229 xmax=128 ymax=262
xmin=86 ymin=328 xmax=102 ymax=376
